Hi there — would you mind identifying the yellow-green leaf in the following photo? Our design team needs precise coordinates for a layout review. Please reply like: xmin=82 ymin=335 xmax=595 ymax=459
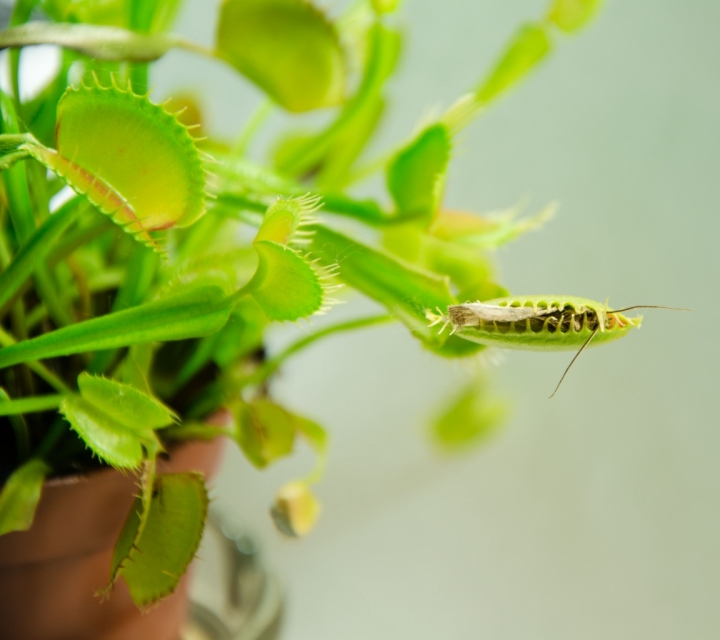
xmin=60 ymin=395 xmax=145 ymax=469
xmin=386 ymin=123 xmax=451 ymax=221
xmin=114 ymin=473 xmax=208 ymax=607
xmin=59 ymin=372 xmax=172 ymax=469
xmin=210 ymin=298 xmax=267 ymax=368
xmin=0 ymin=459 xmax=50 ymax=536
xmin=308 ymin=224 xmax=454 ymax=346
xmin=26 ymin=81 xmax=205 ymax=250
xmin=248 ymin=241 xmax=324 ymax=321
xmin=548 ymin=0 xmax=603 ymax=33
xmin=233 ymin=400 xmax=296 ymax=468
xmin=432 ymin=381 xmax=507 ymax=451
xmin=77 ymin=373 xmax=176 ymax=433
xmin=255 ymin=195 xmax=318 ymax=247
xmin=476 ymin=23 xmax=552 ymax=104
xmin=0 ymin=285 xmax=232 ymax=371
xmin=216 ymin=0 xmax=346 ymax=112
xmin=428 ymin=204 xmax=555 ymax=249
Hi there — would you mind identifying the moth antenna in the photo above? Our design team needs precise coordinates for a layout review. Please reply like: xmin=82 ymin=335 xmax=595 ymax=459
xmin=607 ymin=305 xmax=691 ymax=314
xmin=549 ymin=327 xmax=599 ymax=399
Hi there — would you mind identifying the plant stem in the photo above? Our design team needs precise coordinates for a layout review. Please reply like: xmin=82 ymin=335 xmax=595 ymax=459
xmin=186 ymin=314 xmax=394 ymax=419
xmin=173 ymin=37 xmax=217 ymax=60
xmin=88 ymin=242 xmax=157 ymax=374
xmin=0 ymin=93 xmax=76 ymax=328
xmin=233 ymin=99 xmax=274 ymax=155
xmin=0 ymin=95 xmax=35 ymax=242
xmin=0 ymin=326 xmax=70 ymax=392
xmin=214 ymin=191 xmax=403 ymax=227
xmin=0 ymin=393 xmax=64 ymax=416
xmin=0 ymin=387 xmax=30 ymax=461
xmin=34 ymin=416 xmax=69 ymax=459
xmin=277 ymin=23 xmax=396 ymax=175
xmin=246 ymin=314 xmax=394 ymax=386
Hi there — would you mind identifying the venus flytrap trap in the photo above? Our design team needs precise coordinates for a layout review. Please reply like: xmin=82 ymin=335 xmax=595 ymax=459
xmin=0 ymin=0 xmax=658 ymax=612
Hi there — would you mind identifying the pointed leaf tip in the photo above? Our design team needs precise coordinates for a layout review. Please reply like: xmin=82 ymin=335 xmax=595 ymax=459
xmin=387 ymin=123 xmax=452 ymax=221
xmin=476 ymin=23 xmax=552 ymax=105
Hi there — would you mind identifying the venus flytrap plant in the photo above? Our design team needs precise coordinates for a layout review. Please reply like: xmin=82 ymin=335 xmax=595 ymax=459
xmin=0 ymin=0 xmax=651 ymax=612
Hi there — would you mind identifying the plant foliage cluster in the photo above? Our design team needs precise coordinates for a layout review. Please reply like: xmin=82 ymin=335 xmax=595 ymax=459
xmin=0 ymin=0 xmax=603 ymax=607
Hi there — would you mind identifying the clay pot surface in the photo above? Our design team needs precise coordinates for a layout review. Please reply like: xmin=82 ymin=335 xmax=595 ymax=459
xmin=0 ymin=436 xmax=226 ymax=640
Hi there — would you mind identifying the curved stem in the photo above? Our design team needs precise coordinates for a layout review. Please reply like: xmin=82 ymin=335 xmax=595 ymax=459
xmin=233 ymin=99 xmax=274 ymax=156
xmin=246 ymin=314 xmax=394 ymax=387
xmin=0 ymin=388 xmax=30 ymax=461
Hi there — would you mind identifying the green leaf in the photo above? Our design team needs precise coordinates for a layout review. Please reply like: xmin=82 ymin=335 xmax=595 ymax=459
xmin=308 ymin=224 xmax=455 ymax=346
xmin=476 ymin=23 xmax=552 ymax=104
xmin=60 ymin=374 xmax=171 ymax=469
xmin=0 ymin=459 xmax=50 ymax=536
xmin=129 ymin=0 xmax=183 ymax=33
xmin=0 ymin=195 xmax=82 ymax=315
xmin=275 ymin=21 xmax=400 ymax=175
xmin=113 ymin=473 xmax=208 ymax=607
xmin=115 ymin=343 xmax=155 ymax=394
xmin=316 ymin=95 xmax=385 ymax=189
xmin=215 ymin=0 xmax=346 ymax=112
xmin=0 ymin=285 xmax=232 ymax=371
xmin=247 ymin=241 xmax=324 ymax=321
xmin=255 ymin=195 xmax=318 ymax=247
xmin=432 ymin=381 xmax=507 ymax=451
xmin=77 ymin=373 xmax=176 ymax=433
xmin=233 ymin=400 xmax=297 ymax=468
xmin=386 ymin=123 xmax=451 ymax=221
xmin=296 ymin=416 xmax=327 ymax=453
xmin=25 ymin=81 xmax=206 ymax=250
xmin=0 ymin=22 xmax=174 ymax=61
xmin=60 ymin=395 xmax=145 ymax=469
xmin=428 ymin=204 xmax=555 ymax=249
xmin=109 ymin=495 xmax=141 ymax=587
xmin=211 ymin=298 xmax=267 ymax=368
xmin=548 ymin=0 xmax=603 ymax=32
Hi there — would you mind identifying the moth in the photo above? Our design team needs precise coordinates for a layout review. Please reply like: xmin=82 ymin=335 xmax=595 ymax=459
xmin=427 ymin=296 xmax=682 ymax=396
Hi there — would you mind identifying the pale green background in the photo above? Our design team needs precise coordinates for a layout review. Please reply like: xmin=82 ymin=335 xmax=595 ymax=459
xmin=156 ymin=1 xmax=719 ymax=638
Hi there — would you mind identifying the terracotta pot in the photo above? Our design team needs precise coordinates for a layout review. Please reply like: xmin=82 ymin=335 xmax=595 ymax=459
xmin=0 ymin=434 xmax=226 ymax=640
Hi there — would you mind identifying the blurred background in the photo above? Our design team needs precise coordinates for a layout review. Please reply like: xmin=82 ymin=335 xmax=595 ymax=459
xmin=11 ymin=0 xmax=720 ymax=637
